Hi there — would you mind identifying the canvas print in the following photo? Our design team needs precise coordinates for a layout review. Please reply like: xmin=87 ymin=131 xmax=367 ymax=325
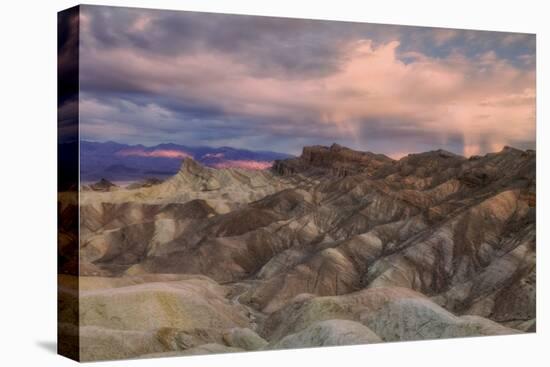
xmin=58 ymin=5 xmax=536 ymax=362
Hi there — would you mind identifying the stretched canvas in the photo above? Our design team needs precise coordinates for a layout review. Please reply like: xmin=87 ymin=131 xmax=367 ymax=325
xmin=58 ymin=5 xmax=536 ymax=362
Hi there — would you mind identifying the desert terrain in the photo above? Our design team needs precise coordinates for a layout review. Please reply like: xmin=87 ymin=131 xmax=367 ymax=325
xmin=58 ymin=144 xmax=536 ymax=361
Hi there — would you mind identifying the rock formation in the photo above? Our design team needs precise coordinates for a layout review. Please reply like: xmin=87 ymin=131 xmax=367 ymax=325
xmin=88 ymin=178 xmax=119 ymax=192
xmin=60 ymin=144 xmax=535 ymax=361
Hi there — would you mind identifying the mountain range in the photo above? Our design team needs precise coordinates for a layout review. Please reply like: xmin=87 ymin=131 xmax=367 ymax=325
xmin=59 ymin=143 xmax=535 ymax=361
xmin=80 ymin=140 xmax=292 ymax=182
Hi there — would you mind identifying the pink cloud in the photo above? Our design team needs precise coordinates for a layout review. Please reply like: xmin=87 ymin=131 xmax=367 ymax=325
xmin=81 ymin=21 xmax=535 ymax=157
xmin=117 ymin=149 xmax=192 ymax=159
xmin=203 ymin=153 xmax=225 ymax=159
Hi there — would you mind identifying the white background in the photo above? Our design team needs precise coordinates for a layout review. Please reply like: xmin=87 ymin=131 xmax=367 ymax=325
xmin=0 ymin=0 xmax=547 ymax=365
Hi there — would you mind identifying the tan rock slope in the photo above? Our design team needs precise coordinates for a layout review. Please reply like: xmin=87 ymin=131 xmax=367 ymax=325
xmin=61 ymin=144 xmax=535 ymax=361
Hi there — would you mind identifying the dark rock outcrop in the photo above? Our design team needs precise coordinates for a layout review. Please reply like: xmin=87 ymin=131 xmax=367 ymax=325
xmin=89 ymin=178 xmax=119 ymax=192
xmin=273 ymin=143 xmax=393 ymax=177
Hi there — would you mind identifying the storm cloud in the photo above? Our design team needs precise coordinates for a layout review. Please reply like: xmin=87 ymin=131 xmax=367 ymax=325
xmin=78 ymin=5 xmax=536 ymax=157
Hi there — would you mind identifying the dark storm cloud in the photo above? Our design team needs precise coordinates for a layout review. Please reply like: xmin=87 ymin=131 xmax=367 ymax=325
xmin=80 ymin=91 xmax=342 ymax=153
xmin=58 ymin=6 xmax=79 ymax=107
xmin=82 ymin=6 xmax=537 ymax=72
xmin=58 ymin=6 xmax=80 ymax=144
xmin=78 ymin=5 xmax=536 ymax=157
xmin=81 ymin=6 xmax=356 ymax=79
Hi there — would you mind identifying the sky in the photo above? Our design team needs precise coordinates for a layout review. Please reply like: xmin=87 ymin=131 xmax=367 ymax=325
xmin=76 ymin=5 xmax=536 ymax=158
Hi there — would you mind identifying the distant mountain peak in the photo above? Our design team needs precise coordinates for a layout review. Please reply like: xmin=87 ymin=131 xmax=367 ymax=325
xmin=88 ymin=178 xmax=118 ymax=192
xmin=80 ymin=140 xmax=291 ymax=182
